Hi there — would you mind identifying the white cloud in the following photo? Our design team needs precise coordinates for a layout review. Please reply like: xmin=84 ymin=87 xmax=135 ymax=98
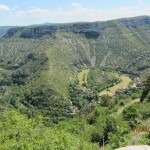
xmin=16 ymin=8 xmax=53 ymax=18
xmin=0 ymin=4 xmax=10 ymax=11
xmin=15 ymin=4 xmax=150 ymax=23
xmin=71 ymin=3 xmax=82 ymax=8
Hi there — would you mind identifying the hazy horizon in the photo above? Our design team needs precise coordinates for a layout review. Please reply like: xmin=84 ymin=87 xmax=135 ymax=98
xmin=0 ymin=15 xmax=149 ymax=27
xmin=0 ymin=0 xmax=150 ymax=26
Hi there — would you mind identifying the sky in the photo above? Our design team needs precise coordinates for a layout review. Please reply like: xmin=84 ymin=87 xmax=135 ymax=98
xmin=0 ymin=0 xmax=150 ymax=26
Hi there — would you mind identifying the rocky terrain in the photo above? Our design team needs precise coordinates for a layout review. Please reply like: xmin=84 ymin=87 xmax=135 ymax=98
xmin=4 ymin=16 xmax=150 ymax=39
xmin=116 ymin=145 xmax=150 ymax=150
xmin=0 ymin=26 xmax=13 ymax=38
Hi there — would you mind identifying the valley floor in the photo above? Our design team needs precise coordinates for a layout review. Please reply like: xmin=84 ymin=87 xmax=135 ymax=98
xmin=78 ymin=69 xmax=132 ymax=96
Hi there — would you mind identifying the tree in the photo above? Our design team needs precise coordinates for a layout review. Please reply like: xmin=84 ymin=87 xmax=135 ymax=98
xmin=140 ymin=76 xmax=150 ymax=102
xmin=100 ymin=95 xmax=113 ymax=107
xmin=123 ymin=105 xmax=139 ymax=127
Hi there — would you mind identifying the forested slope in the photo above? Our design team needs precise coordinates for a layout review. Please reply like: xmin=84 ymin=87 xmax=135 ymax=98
xmin=0 ymin=16 xmax=150 ymax=122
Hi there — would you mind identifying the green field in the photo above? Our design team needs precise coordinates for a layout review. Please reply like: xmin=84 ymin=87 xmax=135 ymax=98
xmin=99 ymin=74 xmax=132 ymax=96
xmin=78 ymin=69 xmax=132 ymax=96
xmin=78 ymin=69 xmax=90 ymax=85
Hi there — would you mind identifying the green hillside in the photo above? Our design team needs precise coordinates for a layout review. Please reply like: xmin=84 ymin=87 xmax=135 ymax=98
xmin=0 ymin=16 xmax=150 ymax=149
xmin=0 ymin=16 xmax=150 ymax=119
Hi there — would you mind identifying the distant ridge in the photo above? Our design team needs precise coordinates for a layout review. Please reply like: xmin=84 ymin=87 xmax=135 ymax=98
xmin=0 ymin=26 xmax=14 ymax=38
xmin=4 ymin=16 xmax=150 ymax=39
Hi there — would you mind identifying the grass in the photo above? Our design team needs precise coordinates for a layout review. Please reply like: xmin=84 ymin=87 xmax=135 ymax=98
xmin=78 ymin=69 xmax=132 ymax=96
xmin=99 ymin=74 xmax=132 ymax=96
xmin=115 ymin=98 xmax=140 ymax=116
xmin=141 ymin=118 xmax=150 ymax=126
xmin=78 ymin=69 xmax=89 ymax=85
xmin=45 ymin=33 xmax=83 ymax=97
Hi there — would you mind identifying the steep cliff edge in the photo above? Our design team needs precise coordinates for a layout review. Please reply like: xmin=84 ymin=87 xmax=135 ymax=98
xmin=0 ymin=26 xmax=14 ymax=38
xmin=4 ymin=16 xmax=150 ymax=39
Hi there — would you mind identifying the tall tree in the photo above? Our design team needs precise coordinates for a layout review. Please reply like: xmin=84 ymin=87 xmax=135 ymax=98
xmin=140 ymin=76 xmax=150 ymax=102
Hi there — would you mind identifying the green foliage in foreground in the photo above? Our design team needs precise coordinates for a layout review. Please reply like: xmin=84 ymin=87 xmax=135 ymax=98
xmin=0 ymin=108 xmax=99 ymax=150
xmin=1 ymin=92 xmax=150 ymax=149
xmin=0 ymin=104 xmax=129 ymax=149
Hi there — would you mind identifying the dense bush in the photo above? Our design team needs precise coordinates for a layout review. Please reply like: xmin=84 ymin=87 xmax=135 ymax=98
xmin=123 ymin=105 xmax=139 ymax=127
xmin=0 ymin=109 xmax=99 ymax=150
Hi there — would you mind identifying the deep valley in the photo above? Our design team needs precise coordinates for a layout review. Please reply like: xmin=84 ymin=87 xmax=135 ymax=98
xmin=0 ymin=16 xmax=150 ymax=149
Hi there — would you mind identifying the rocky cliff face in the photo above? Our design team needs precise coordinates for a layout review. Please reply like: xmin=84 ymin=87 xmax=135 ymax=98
xmin=5 ymin=16 xmax=150 ymax=39
xmin=4 ymin=27 xmax=23 ymax=38
xmin=0 ymin=26 xmax=14 ymax=38
xmin=19 ymin=23 xmax=105 ymax=39
xmin=120 ymin=16 xmax=150 ymax=27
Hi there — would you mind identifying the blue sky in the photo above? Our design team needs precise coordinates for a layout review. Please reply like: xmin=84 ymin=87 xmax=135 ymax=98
xmin=0 ymin=0 xmax=150 ymax=25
